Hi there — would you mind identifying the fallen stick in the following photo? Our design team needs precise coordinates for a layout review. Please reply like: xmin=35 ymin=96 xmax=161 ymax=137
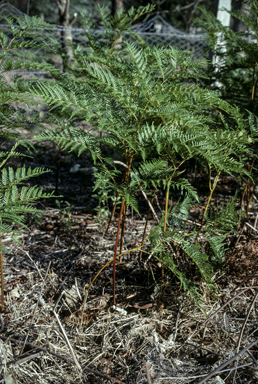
xmin=7 ymin=351 xmax=43 ymax=367
xmin=196 ymin=338 xmax=258 ymax=384
xmin=0 ymin=335 xmax=124 ymax=383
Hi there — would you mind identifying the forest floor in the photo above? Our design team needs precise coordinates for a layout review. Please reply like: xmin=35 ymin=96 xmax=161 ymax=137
xmin=1 ymin=139 xmax=258 ymax=384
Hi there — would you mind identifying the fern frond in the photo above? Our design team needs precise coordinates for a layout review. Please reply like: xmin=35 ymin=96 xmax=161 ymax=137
xmin=35 ymin=125 xmax=101 ymax=160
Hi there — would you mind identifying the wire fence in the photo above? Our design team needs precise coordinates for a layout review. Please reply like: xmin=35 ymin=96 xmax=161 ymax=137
xmin=0 ymin=2 xmax=208 ymax=76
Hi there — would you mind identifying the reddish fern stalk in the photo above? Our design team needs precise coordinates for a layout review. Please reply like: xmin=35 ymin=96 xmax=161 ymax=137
xmin=113 ymin=200 xmax=125 ymax=305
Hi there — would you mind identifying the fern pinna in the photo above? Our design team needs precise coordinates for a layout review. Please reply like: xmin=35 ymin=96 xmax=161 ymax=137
xmin=9 ymin=6 xmax=253 ymax=302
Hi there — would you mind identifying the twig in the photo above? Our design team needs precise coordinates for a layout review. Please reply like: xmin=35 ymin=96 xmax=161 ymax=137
xmin=159 ymin=363 xmax=253 ymax=380
xmin=53 ymin=291 xmax=82 ymax=371
xmin=2 ymin=234 xmax=25 ymax=243
xmin=236 ymin=290 xmax=258 ymax=353
xmin=19 ymin=261 xmax=51 ymax=355
xmin=245 ymin=222 xmax=258 ymax=233
xmin=178 ymin=342 xmax=222 ymax=360
xmin=200 ymin=288 xmax=250 ymax=329
xmin=254 ymin=212 xmax=258 ymax=229
xmin=7 ymin=351 xmax=43 ymax=366
xmin=145 ymin=361 xmax=152 ymax=384
xmin=0 ymin=335 xmax=124 ymax=383
xmin=232 ymin=289 xmax=258 ymax=383
xmin=21 ymin=249 xmax=43 ymax=280
xmin=154 ymin=194 xmax=163 ymax=214
xmin=75 ymin=277 xmax=82 ymax=301
xmin=54 ymin=311 xmax=82 ymax=371
xmin=246 ymin=350 xmax=258 ymax=365
xmin=185 ymin=288 xmax=250 ymax=344
xmin=196 ymin=339 xmax=258 ymax=384
xmin=235 ymin=224 xmax=245 ymax=246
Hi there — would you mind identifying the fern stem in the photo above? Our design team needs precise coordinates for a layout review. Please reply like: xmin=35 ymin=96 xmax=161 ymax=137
xmin=238 ymin=178 xmax=247 ymax=230
xmin=246 ymin=181 xmax=258 ymax=224
xmin=139 ymin=191 xmax=156 ymax=259
xmin=104 ymin=171 xmax=127 ymax=236
xmin=0 ymin=238 xmax=4 ymax=312
xmin=238 ymin=156 xmax=256 ymax=228
xmin=0 ymin=36 xmax=16 ymax=66
xmin=162 ymin=183 xmax=170 ymax=284
xmin=195 ymin=172 xmax=220 ymax=244
xmin=113 ymin=199 xmax=125 ymax=305
xmin=84 ymin=244 xmax=148 ymax=300
xmin=120 ymin=206 xmax=127 ymax=250
xmin=55 ymin=144 xmax=62 ymax=194
xmin=120 ymin=202 xmax=127 ymax=256
xmin=104 ymin=191 xmax=119 ymax=236
xmin=245 ymin=168 xmax=258 ymax=229
xmin=164 ymin=185 xmax=170 ymax=234
xmin=160 ymin=155 xmax=187 ymax=284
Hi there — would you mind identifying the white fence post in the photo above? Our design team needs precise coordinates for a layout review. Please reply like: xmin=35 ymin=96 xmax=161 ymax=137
xmin=213 ymin=0 xmax=232 ymax=81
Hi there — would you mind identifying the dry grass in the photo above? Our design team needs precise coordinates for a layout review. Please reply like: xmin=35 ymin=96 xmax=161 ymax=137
xmin=1 ymin=211 xmax=258 ymax=384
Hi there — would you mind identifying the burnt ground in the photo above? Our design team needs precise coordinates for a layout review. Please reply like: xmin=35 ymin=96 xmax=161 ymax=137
xmin=1 ymin=139 xmax=258 ymax=384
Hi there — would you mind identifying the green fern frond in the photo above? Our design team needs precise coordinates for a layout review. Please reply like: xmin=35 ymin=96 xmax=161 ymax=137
xmin=35 ymin=125 xmax=101 ymax=160
xmin=206 ymin=234 xmax=226 ymax=262
xmin=156 ymin=250 xmax=203 ymax=302
xmin=0 ymin=165 xmax=51 ymax=187
xmin=0 ymin=166 xmax=54 ymax=229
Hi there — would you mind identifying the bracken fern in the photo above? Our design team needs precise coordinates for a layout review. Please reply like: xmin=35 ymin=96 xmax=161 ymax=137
xmin=2 ymin=5 xmax=254 ymax=303
xmin=31 ymin=5 xmax=255 ymax=302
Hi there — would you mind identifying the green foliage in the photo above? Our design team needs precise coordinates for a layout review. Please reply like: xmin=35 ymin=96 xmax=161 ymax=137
xmin=196 ymin=0 xmax=258 ymax=115
xmin=0 ymin=142 xmax=54 ymax=245
xmin=148 ymin=193 xmax=238 ymax=301
xmin=0 ymin=14 xmax=56 ymax=248
xmin=0 ymin=5 xmax=254 ymax=301
xmin=0 ymin=164 xmax=54 ymax=229
xmin=196 ymin=0 xmax=258 ymax=234
xmin=28 ymin=5 xmax=254 ymax=300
